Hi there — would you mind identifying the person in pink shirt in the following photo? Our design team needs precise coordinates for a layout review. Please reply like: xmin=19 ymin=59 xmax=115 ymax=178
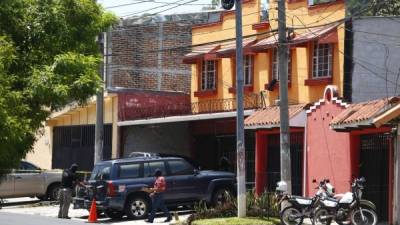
xmin=146 ymin=169 xmax=172 ymax=223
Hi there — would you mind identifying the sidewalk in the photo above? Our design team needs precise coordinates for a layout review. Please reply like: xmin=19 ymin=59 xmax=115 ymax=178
xmin=1 ymin=198 xmax=189 ymax=225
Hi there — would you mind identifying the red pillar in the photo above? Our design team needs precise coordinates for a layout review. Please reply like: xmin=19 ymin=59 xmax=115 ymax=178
xmin=350 ymin=134 xmax=360 ymax=179
xmin=255 ymin=131 xmax=267 ymax=195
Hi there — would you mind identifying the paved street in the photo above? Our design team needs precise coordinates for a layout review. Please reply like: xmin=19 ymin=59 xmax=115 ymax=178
xmin=0 ymin=198 xmax=190 ymax=225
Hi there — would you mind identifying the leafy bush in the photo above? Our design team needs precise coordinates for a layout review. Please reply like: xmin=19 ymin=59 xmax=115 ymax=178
xmin=189 ymin=189 xmax=279 ymax=224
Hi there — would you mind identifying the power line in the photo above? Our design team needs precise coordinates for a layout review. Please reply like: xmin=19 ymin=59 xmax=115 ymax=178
xmin=120 ymin=0 xmax=199 ymax=18
xmin=105 ymin=0 xmax=213 ymax=9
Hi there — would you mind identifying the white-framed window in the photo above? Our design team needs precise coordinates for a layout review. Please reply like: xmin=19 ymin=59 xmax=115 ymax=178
xmin=272 ymin=48 xmax=291 ymax=81
xmin=308 ymin=0 xmax=336 ymax=6
xmin=243 ymin=55 xmax=253 ymax=86
xmin=201 ymin=60 xmax=217 ymax=90
xmin=312 ymin=42 xmax=333 ymax=78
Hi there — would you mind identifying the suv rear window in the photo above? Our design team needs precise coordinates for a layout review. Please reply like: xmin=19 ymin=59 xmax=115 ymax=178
xmin=144 ymin=161 xmax=167 ymax=177
xmin=90 ymin=164 xmax=111 ymax=180
xmin=117 ymin=163 xmax=142 ymax=179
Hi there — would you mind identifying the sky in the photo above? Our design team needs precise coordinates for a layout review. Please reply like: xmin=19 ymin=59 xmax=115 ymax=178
xmin=98 ymin=0 xmax=218 ymax=18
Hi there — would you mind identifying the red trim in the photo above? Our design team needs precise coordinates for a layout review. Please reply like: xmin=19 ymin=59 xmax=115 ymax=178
xmin=257 ymin=128 xmax=304 ymax=135
xmin=304 ymin=77 xmax=332 ymax=86
xmin=349 ymin=127 xmax=392 ymax=135
xmin=252 ymin=21 xmax=270 ymax=30
xmin=194 ymin=90 xmax=217 ymax=97
xmin=228 ymin=86 xmax=254 ymax=94
xmin=255 ymin=131 xmax=267 ymax=195
xmin=308 ymin=0 xmax=344 ymax=10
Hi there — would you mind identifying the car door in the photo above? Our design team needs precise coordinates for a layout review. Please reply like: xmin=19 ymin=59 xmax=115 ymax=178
xmin=13 ymin=162 xmax=45 ymax=197
xmin=166 ymin=159 xmax=200 ymax=202
xmin=0 ymin=173 xmax=15 ymax=198
xmin=143 ymin=161 xmax=173 ymax=201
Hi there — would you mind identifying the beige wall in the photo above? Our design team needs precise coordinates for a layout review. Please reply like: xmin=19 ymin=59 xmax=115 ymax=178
xmin=26 ymin=126 xmax=53 ymax=169
xmin=27 ymin=95 xmax=119 ymax=169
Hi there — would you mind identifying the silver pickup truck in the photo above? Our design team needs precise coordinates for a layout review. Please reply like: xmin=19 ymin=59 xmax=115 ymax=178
xmin=0 ymin=161 xmax=62 ymax=201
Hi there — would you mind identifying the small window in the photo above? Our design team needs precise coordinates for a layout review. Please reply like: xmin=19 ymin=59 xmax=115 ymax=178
xmin=243 ymin=55 xmax=253 ymax=86
xmin=312 ymin=42 xmax=333 ymax=78
xmin=201 ymin=60 xmax=217 ymax=90
xmin=117 ymin=163 xmax=142 ymax=179
xmin=168 ymin=160 xmax=194 ymax=176
xmin=272 ymin=48 xmax=292 ymax=81
xmin=144 ymin=161 xmax=167 ymax=177
xmin=308 ymin=0 xmax=336 ymax=6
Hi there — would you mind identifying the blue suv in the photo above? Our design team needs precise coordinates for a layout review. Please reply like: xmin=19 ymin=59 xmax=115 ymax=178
xmin=73 ymin=156 xmax=235 ymax=220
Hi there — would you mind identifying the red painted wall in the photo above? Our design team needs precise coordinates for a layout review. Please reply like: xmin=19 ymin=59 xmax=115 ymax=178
xmin=118 ymin=91 xmax=190 ymax=121
xmin=255 ymin=130 xmax=267 ymax=195
xmin=306 ymin=101 xmax=351 ymax=196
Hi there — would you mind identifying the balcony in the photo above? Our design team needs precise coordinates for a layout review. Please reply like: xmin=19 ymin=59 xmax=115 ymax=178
xmin=121 ymin=93 xmax=261 ymax=121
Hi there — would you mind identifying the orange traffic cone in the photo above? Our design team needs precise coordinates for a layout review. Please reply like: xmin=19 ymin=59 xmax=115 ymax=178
xmin=88 ymin=198 xmax=98 ymax=223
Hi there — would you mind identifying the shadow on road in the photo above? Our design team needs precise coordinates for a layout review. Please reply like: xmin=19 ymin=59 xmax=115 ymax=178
xmin=0 ymin=198 xmax=58 ymax=208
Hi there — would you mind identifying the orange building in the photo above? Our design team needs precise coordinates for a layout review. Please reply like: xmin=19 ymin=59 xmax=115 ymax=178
xmin=183 ymin=0 xmax=346 ymax=195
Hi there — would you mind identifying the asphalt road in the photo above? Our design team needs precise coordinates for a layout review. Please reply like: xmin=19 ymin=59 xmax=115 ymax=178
xmin=0 ymin=212 xmax=87 ymax=225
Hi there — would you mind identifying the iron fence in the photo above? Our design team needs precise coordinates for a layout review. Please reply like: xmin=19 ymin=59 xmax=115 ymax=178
xmin=124 ymin=93 xmax=261 ymax=120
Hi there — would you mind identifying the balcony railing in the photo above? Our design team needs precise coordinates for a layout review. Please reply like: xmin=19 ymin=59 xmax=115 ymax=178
xmin=122 ymin=93 xmax=261 ymax=121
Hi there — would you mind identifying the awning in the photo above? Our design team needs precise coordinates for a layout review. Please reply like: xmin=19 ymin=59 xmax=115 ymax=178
xmin=183 ymin=44 xmax=221 ymax=64
xmin=216 ymin=37 xmax=257 ymax=57
xmin=251 ymin=34 xmax=278 ymax=52
xmin=182 ymin=43 xmax=220 ymax=64
xmin=118 ymin=110 xmax=255 ymax=126
xmin=291 ymin=22 xmax=339 ymax=46
xmin=251 ymin=22 xmax=340 ymax=52
xmin=330 ymin=97 xmax=400 ymax=130
xmin=245 ymin=104 xmax=307 ymax=129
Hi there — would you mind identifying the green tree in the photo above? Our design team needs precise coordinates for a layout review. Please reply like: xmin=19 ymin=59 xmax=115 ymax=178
xmin=0 ymin=0 xmax=116 ymax=178
xmin=347 ymin=0 xmax=400 ymax=16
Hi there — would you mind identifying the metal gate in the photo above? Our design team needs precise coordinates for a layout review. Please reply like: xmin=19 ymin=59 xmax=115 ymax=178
xmin=52 ymin=124 xmax=112 ymax=171
xmin=360 ymin=133 xmax=392 ymax=222
xmin=217 ymin=131 xmax=256 ymax=188
xmin=266 ymin=133 xmax=303 ymax=195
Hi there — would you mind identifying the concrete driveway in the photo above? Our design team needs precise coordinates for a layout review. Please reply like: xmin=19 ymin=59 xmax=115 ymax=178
xmin=0 ymin=197 xmax=190 ymax=225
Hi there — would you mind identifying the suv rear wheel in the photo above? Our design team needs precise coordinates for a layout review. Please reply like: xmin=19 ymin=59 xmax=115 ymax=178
xmin=125 ymin=196 xmax=150 ymax=220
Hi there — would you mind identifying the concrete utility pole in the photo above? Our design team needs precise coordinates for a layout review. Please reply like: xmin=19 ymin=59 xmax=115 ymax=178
xmin=277 ymin=0 xmax=292 ymax=194
xmin=234 ymin=0 xmax=246 ymax=218
xmin=94 ymin=32 xmax=105 ymax=164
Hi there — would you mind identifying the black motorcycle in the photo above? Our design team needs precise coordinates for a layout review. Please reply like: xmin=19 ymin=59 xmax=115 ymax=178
xmin=277 ymin=179 xmax=332 ymax=225
xmin=312 ymin=177 xmax=378 ymax=225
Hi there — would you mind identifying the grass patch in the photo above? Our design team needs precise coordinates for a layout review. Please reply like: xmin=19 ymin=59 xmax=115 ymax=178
xmin=191 ymin=217 xmax=280 ymax=225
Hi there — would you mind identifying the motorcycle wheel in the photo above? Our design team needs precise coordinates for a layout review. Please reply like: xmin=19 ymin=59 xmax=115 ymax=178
xmin=313 ymin=208 xmax=332 ymax=225
xmin=280 ymin=206 xmax=303 ymax=225
xmin=351 ymin=208 xmax=378 ymax=225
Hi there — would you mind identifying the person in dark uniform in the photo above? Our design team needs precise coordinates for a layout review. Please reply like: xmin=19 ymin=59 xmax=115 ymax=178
xmin=58 ymin=163 xmax=83 ymax=219
xmin=145 ymin=169 xmax=172 ymax=223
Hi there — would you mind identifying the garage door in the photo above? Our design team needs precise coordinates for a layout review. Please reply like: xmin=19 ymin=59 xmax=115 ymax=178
xmin=52 ymin=124 xmax=112 ymax=171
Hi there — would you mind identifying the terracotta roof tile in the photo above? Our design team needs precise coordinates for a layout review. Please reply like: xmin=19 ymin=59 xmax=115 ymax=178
xmin=330 ymin=97 xmax=400 ymax=127
xmin=245 ymin=104 xmax=307 ymax=128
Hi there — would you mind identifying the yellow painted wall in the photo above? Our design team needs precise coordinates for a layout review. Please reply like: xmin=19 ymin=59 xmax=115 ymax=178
xmin=29 ymin=95 xmax=119 ymax=169
xmin=190 ymin=0 xmax=346 ymax=106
